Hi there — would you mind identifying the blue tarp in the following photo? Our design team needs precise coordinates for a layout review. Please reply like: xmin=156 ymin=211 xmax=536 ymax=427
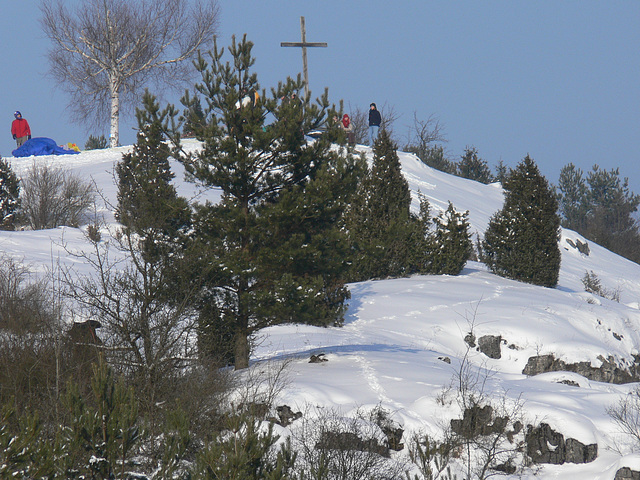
xmin=12 ymin=137 xmax=80 ymax=157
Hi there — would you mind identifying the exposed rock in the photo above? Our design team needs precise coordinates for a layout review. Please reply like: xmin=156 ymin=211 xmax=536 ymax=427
xmin=615 ymin=467 xmax=640 ymax=479
xmin=438 ymin=356 xmax=451 ymax=364
xmin=450 ymin=404 xmax=511 ymax=439
xmin=370 ymin=408 xmax=405 ymax=451
xmin=576 ymin=239 xmax=590 ymax=256
xmin=559 ymin=380 xmax=580 ymax=387
xmin=525 ymin=423 xmax=597 ymax=465
xmin=309 ymin=353 xmax=328 ymax=363
xmin=67 ymin=320 xmax=102 ymax=373
xmin=565 ymin=238 xmax=590 ymax=256
xmin=275 ymin=405 xmax=302 ymax=427
xmin=478 ymin=335 xmax=502 ymax=359
xmin=522 ymin=354 xmax=640 ymax=384
xmin=316 ymin=431 xmax=389 ymax=457
xmin=464 ymin=332 xmax=476 ymax=348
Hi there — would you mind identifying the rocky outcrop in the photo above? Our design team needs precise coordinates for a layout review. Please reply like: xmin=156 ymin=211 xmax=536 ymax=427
xmin=522 ymin=354 xmax=640 ymax=384
xmin=464 ymin=333 xmax=503 ymax=359
xmin=525 ymin=423 xmax=597 ymax=465
xmin=478 ymin=335 xmax=502 ymax=359
xmin=615 ymin=467 xmax=640 ymax=479
xmin=565 ymin=238 xmax=590 ymax=256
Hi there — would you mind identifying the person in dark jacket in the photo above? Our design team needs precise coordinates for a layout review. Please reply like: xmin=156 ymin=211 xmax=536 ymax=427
xmin=11 ymin=111 xmax=31 ymax=147
xmin=368 ymin=103 xmax=381 ymax=145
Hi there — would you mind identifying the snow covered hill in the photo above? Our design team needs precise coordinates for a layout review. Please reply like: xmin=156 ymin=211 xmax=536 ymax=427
xmin=3 ymin=141 xmax=640 ymax=479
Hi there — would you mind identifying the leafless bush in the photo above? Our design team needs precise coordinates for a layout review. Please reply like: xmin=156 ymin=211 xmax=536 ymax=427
xmin=290 ymin=405 xmax=409 ymax=480
xmin=62 ymin=223 xmax=204 ymax=424
xmin=434 ymin=303 xmax=532 ymax=480
xmin=0 ymin=254 xmax=52 ymax=334
xmin=19 ymin=161 xmax=95 ymax=229
xmin=607 ymin=386 xmax=640 ymax=454
xmin=0 ymin=255 xmax=67 ymax=421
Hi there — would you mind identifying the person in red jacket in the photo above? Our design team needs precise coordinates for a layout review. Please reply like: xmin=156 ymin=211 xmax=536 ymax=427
xmin=11 ymin=111 xmax=31 ymax=147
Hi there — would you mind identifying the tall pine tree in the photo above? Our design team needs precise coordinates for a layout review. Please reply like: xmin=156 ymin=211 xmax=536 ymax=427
xmin=482 ymin=155 xmax=561 ymax=287
xmin=457 ymin=146 xmax=494 ymax=184
xmin=346 ymin=129 xmax=422 ymax=281
xmin=556 ymin=163 xmax=589 ymax=232
xmin=115 ymin=90 xmax=190 ymax=261
xmin=172 ymin=36 xmax=359 ymax=369
xmin=428 ymin=202 xmax=473 ymax=275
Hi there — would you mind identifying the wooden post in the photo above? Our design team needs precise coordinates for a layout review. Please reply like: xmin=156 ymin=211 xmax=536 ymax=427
xmin=281 ymin=16 xmax=327 ymax=99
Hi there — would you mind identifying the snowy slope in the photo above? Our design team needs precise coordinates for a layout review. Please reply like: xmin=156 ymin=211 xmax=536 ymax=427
xmin=3 ymin=141 xmax=640 ymax=479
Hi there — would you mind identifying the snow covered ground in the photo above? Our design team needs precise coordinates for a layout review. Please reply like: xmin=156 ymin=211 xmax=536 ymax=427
xmin=3 ymin=140 xmax=640 ymax=479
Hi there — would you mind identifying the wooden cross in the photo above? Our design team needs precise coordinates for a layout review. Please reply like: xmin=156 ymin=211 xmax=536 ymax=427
xmin=281 ymin=16 xmax=327 ymax=98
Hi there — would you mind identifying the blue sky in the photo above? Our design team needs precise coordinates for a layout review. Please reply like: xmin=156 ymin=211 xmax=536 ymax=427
xmin=2 ymin=1 xmax=639 ymax=196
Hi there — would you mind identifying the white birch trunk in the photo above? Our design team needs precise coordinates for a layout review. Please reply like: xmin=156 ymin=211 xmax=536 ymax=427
xmin=109 ymin=78 xmax=119 ymax=148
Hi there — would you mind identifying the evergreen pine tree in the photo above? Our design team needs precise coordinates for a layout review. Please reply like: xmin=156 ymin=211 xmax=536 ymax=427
xmin=0 ymin=156 xmax=20 ymax=230
xmin=407 ymin=144 xmax=456 ymax=174
xmin=0 ymin=406 xmax=56 ymax=478
xmin=172 ymin=35 xmax=358 ymax=369
xmin=457 ymin=146 xmax=494 ymax=184
xmin=556 ymin=163 xmax=589 ymax=232
xmin=494 ymin=160 xmax=509 ymax=185
xmin=428 ymin=202 xmax=473 ymax=275
xmin=346 ymin=129 xmax=421 ymax=281
xmin=115 ymin=90 xmax=190 ymax=262
xmin=584 ymin=165 xmax=640 ymax=259
xmin=61 ymin=361 xmax=141 ymax=479
xmin=193 ymin=413 xmax=297 ymax=479
xmin=482 ymin=155 xmax=561 ymax=287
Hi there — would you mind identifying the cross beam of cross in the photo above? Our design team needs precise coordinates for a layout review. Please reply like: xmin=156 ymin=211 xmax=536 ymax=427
xmin=281 ymin=16 xmax=327 ymax=98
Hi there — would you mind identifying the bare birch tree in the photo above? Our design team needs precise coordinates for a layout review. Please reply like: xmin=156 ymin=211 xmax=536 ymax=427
xmin=40 ymin=0 xmax=219 ymax=147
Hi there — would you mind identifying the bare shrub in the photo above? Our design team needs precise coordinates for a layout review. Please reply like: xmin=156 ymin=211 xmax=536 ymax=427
xmin=435 ymin=303 xmax=533 ymax=480
xmin=62 ymin=223 xmax=205 ymax=425
xmin=0 ymin=255 xmax=67 ymax=421
xmin=19 ymin=161 xmax=95 ymax=229
xmin=291 ymin=405 xmax=409 ymax=480
xmin=607 ymin=386 xmax=640 ymax=454
xmin=0 ymin=255 xmax=53 ymax=335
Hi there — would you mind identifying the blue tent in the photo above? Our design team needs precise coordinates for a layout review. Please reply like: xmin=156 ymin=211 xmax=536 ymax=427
xmin=12 ymin=137 xmax=80 ymax=157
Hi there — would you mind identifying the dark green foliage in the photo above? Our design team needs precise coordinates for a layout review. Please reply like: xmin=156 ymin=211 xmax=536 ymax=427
xmin=457 ymin=147 xmax=494 ymax=184
xmin=116 ymin=90 xmax=190 ymax=261
xmin=428 ymin=202 xmax=473 ymax=275
xmin=557 ymin=164 xmax=640 ymax=262
xmin=407 ymin=144 xmax=457 ymax=174
xmin=494 ymin=160 xmax=509 ymax=186
xmin=172 ymin=35 xmax=357 ymax=369
xmin=346 ymin=130 xmax=423 ymax=281
xmin=0 ymin=406 xmax=57 ymax=479
xmin=194 ymin=413 xmax=298 ymax=480
xmin=60 ymin=361 xmax=141 ymax=479
xmin=0 ymin=157 xmax=20 ymax=230
xmin=584 ymin=166 xmax=640 ymax=259
xmin=84 ymin=134 xmax=108 ymax=150
xmin=482 ymin=155 xmax=561 ymax=287
xmin=557 ymin=163 xmax=589 ymax=232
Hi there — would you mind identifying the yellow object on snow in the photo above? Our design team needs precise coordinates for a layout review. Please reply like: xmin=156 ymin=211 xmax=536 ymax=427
xmin=67 ymin=142 xmax=80 ymax=152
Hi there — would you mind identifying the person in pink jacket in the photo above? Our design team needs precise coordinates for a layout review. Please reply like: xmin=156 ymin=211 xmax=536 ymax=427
xmin=11 ymin=111 xmax=31 ymax=147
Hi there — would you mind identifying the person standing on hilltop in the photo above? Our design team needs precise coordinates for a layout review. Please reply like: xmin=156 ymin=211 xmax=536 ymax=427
xmin=368 ymin=102 xmax=381 ymax=145
xmin=11 ymin=111 xmax=31 ymax=147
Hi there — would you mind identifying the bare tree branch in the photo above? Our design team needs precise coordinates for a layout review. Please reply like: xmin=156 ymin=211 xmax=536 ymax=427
xmin=40 ymin=0 xmax=219 ymax=146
